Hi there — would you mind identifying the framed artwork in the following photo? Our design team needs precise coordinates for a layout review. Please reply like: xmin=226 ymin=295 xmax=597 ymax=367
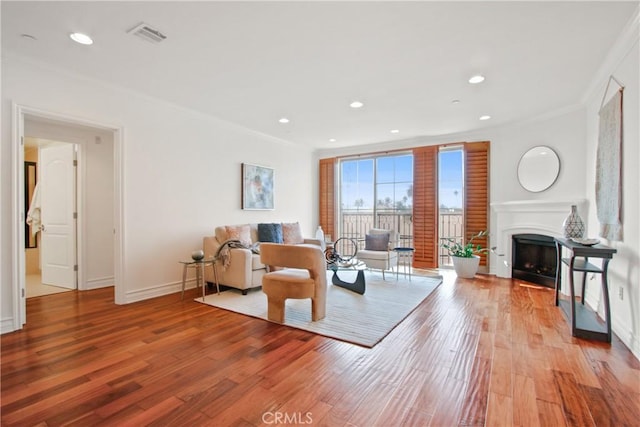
xmin=242 ymin=163 xmax=274 ymax=210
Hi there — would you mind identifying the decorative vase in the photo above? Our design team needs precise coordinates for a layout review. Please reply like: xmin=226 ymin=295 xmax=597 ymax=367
xmin=562 ymin=205 xmax=585 ymax=238
xmin=452 ymin=255 xmax=480 ymax=278
xmin=316 ymin=225 xmax=326 ymax=251
xmin=191 ymin=249 xmax=205 ymax=261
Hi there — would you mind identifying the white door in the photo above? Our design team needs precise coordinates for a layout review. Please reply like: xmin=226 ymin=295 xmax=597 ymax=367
xmin=40 ymin=144 xmax=77 ymax=289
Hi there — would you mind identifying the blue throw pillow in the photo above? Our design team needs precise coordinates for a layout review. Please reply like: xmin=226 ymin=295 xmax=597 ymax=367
xmin=258 ymin=223 xmax=283 ymax=243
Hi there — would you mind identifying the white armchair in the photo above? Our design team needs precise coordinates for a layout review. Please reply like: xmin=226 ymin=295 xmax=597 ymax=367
xmin=357 ymin=228 xmax=398 ymax=280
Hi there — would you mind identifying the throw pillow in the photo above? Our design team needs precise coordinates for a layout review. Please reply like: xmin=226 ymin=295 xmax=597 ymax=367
xmin=225 ymin=224 xmax=252 ymax=246
xmin=282 ymin=222 xmax=304 ymax=244
xmin=365 ymin=233 xmax=389 ymax=251
xmin=258 ymin=223 xmax=283 ymax=243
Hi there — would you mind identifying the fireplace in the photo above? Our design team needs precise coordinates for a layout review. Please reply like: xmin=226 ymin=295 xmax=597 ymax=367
xmin=511 ymin=234 xmax=557 ymax=288
xmin=491 ymin=199 xmax=587 ymax=279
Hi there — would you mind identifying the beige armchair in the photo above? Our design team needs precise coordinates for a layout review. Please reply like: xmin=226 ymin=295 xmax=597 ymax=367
xmin=356 ymin=228 xmax=398 ymax=280
xmin=260 ymin=243 xmax=327 ymax=323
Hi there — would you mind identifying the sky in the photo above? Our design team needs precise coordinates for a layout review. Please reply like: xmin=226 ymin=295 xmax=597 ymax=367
xmin=340 ymin=149 xmax=463 ymax=210
xmin=438 ymin=150 xmax=464 ymax=209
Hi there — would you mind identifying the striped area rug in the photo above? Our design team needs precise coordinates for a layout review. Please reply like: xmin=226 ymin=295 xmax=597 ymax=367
xmin=196 ymin=271 xmax=442 ymax=347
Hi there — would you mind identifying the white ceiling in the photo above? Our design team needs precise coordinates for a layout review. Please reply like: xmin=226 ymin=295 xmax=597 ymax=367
xmin=2 ymin=1 xmax=637 ymax=149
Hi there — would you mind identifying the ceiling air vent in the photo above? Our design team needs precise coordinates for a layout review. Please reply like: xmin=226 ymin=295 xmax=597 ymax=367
xmin=127 ymin=22 xmax=167 ymax=44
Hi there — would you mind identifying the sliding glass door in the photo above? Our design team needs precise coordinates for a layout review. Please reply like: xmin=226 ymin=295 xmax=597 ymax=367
xmin=340 ymin=158 xmax=374 ymax=241
xmin=438 ymin=147 xmax=464 ymax=267
xmin=339 ymin=153 xmax=413 ymax=247
xmin=324 ymin=141 xmax=488 ymax=270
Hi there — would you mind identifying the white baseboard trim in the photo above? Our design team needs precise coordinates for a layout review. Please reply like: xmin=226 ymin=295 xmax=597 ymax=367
xmin=611 ymin=312 xmax=639 ymax=360
xmin=84 ymin=276 xmax=115 ymax=290
xmin=584 ymin=294 xmax=639 ymax=361
xmin=1 ymin=317 xmax=18 ymax=334
xmin=123 ymin=278 xmax=199 ymax=303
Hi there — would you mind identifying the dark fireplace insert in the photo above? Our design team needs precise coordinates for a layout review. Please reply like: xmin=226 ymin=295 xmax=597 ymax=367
xmin=511 ymin=234 xmax=557 ymax=288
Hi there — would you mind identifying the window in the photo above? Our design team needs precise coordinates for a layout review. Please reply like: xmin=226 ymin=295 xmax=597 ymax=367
xmin=320 ymin=141 xmax=489 ymax=271
xmin=338 ymin=154 xmax=413 ymax=245
xmin=438 ymin=147 xmax=464 ymax=266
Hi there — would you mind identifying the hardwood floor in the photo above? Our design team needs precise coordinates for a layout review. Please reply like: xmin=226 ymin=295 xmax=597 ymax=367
xmin=2 ymin=271 xmax=639 ymax=426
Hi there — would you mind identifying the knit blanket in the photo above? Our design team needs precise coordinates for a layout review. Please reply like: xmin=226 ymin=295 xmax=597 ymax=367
xmin=596 ymin=89 xmax=623 ymax=241
xmin=215 ymin=239 xmax=260 ymax=269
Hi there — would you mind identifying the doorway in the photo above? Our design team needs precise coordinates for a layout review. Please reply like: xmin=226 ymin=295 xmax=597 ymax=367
xmin=11 ymin=105 xmax=124 ymax=331
xmin=24 ymin=138 xmax=79 ymax=298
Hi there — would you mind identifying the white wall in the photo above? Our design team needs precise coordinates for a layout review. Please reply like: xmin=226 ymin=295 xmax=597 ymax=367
xmin=583 ymin=14 xmax=639 ymax=358
xmin=83 ymin=130 xmax=115 ymax=289
xmin=1 ymin=55 xmax=315 ymax=331
xmin=316 ymin=105 xmax=588 ymax=221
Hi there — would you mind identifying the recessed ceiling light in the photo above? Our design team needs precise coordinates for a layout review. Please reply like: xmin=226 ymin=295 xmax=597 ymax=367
xmin=468 ymin=75 xmax=485 ymax=84
xmin=479 ymin=115 xmax=492 ymax=121
xmin=21 ymin=34 xmax=37 ymax=41
xmin=451 ymin=99 xmax=461 ymax=104
xmin=278 ymin=117 xmax=290 ymax=124
xmin=390 ymin=129 xmax=400 ymax=134
xmin=350 ymin=101 xmax=364 ymax=109
xmin=329 ymin=138 xmax=336 ymax=142
xmin=70 ymin=32 xmax=93 ymax=45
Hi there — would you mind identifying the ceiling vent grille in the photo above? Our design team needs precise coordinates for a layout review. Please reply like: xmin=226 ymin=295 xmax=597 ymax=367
xmin=127 ymin=22 xmax=167 ymax=44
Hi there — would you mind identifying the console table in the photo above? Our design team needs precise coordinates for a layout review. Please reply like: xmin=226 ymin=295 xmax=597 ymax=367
xmin=554 ymin=237 xmax=616 ymax=342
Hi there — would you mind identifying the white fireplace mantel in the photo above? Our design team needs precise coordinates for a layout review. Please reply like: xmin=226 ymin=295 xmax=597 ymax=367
xmin=491 ymin=199 xmax=588 ymax=277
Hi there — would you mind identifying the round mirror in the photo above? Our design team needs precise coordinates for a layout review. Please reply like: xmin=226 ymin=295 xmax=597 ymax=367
xmin=517 ymin=146 xmax=560 ymax=192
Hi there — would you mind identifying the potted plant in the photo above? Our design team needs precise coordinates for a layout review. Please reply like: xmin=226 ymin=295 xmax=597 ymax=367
xmin=441 ymin=231 xmax=489 ymax=278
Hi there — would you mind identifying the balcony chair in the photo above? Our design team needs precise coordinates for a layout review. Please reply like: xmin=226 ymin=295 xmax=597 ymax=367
xmin=357 ymin=228 xmax=398 ymax=280
xmin=260 ymin=243 xmax=327 ymax=323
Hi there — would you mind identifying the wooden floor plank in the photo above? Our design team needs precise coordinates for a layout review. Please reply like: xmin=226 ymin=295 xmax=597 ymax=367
xmin=490 ymin=346 xmax=512 ymax=397
xmin=536 ymin=399 xmax=567 ymax=427
xmin=553 ymin=370 xmax=596 ymax=426
xmin=512 ymin=374 xmax=540 ymax=427
xmin=2 ymin=271 xmax=638 ymax=426
xmin=458 ymin=356 xmax=492 ymax=426
xmin=485 ymin=392 xmax=513 ymax=427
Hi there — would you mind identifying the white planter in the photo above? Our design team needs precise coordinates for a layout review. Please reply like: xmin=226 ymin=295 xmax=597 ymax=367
xmin=452 ymin=255 xmax=480 ymax=278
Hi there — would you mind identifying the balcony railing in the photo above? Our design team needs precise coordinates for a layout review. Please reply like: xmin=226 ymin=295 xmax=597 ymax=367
xmin=338 ymin=209 xmax=464 ymax=266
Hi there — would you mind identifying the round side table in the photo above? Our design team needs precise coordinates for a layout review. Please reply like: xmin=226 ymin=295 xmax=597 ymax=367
xmin=179 ymin=257 xmax=218 ymax=301
xmin=393 ymin=247 xmax=415 ymax=281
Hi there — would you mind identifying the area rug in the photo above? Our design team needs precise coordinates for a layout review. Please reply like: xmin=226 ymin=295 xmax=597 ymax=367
xmin=196 ymin=271 xmax=442 ymax=347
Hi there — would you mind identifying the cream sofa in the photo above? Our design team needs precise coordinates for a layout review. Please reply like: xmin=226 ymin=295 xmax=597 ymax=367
xmin=203 ymin=223 xmax=321 ymax=294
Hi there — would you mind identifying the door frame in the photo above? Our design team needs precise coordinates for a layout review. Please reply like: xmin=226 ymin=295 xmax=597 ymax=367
xmin=11 ymin=103 xmax=125 ymax=329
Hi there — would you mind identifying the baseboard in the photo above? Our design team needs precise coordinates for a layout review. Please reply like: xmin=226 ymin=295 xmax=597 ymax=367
xmin=84 ymin=276 xmax=115 ymax=290
xmin=611 ymin=312 xmax=639 ymax=360
xmin=1 ymin=317 xmax=18 ymax=334
xmin=124 ymin=278 xmax=198 ymax=303
xmin=584 ymin=294 xmax=639 ymax=361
